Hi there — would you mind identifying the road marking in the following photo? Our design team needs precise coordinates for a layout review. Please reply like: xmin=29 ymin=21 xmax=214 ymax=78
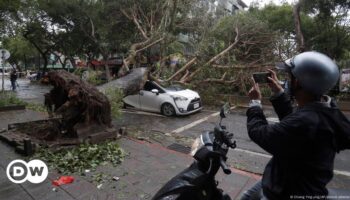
xmin=334 ymin=170 xmax=350 ymax=177
xmin=235 ymin=148 xmax=272 ymax=159
xmin=121 ymin=109 xmax=165 ymax=117
xmin=171 ymin=112 xmax=220 ymax=134
xmin=234 ymin=148 xmax=350 ymax=177
xmin=171 ymin=106 xmax=236 ymax=134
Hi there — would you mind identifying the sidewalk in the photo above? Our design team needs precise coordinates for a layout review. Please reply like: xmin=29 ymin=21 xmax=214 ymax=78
xmin=0 ymin=110 xmax=260 ymax=200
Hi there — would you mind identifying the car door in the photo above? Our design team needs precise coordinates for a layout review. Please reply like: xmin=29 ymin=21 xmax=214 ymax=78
xmin=123 ymin=94 xmax=141 ymax=109
xmin=140 ymin=81 xmax=165 ymax=112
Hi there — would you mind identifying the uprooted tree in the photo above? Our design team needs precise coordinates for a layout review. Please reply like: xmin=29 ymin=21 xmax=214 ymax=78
xmin=44 ymin=70 xmax=112 ymax=138
xmin=44 ymin=68 xmax=149 ymax=140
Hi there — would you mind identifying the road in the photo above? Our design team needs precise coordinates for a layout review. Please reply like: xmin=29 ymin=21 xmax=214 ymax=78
xmin=6 ymin=77 xmax=350 ymax=189
xmin=115 ymin=107 xmax=350 ymax=189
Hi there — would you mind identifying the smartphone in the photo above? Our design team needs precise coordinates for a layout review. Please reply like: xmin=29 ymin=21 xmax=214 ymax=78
xmin=253 ymin=72 xmax=271 ymax=83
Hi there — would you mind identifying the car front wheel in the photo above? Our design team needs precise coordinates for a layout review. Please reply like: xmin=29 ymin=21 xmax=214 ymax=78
xmin=161 ymin=103 xmax=176 ymax=117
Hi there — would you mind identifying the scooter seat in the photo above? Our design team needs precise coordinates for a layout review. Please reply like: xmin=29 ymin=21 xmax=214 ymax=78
xmin=327 ymin=188 xmax=350 ymax=200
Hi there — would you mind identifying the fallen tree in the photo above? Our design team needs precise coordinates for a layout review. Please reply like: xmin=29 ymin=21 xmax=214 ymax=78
xmin=0 ymin=69 xmax=149 ymax=155
xmin=151 ymin=12 xmax=277 ymax=95
xmin=45 ymin=70 xmax=112 ymax=138
xmin=98 ymin=67 xmax=149 ymax=96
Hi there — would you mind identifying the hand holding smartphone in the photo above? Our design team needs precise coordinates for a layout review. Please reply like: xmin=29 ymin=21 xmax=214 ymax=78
xmin=252 ymin=72 xmax=271 ymax=84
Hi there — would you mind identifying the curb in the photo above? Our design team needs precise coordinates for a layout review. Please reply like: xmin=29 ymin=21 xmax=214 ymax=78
xmin=0 ymin=105 xmax=26 ymax=112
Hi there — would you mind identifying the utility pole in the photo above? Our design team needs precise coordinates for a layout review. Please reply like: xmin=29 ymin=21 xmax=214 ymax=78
xmin=1 ymin=49 xmax=11 ymax=92
xmin=1 ymin=57 xmax=4 ymax=92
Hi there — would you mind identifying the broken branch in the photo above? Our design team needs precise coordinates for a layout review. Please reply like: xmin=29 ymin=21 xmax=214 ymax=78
xmin=184 ymin=26 xmax=240 ymax=82
xmin=166 ymin=57 xmax=197 ymax=82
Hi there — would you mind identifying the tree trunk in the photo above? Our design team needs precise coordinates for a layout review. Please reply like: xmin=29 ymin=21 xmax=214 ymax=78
xmin=119 ymin=37 xmax=164 ymax=77
xmin=42 ymin=53 xmax=48 ymax=73
xmin=56 ymin=54 xmax=67 ymax=69
xmin=23 ymin=34 xmax=50 ymax=74
xmin=293 ymin=1 xmax=306 ymax=52
xmin=102 ymin=54 xmax=111 ymax=81
xmin=99 ymin=67 xmax=149 ymax=96
xmin=38 ymin=53 xmax=41 ymax=71
xmin=61 ymin=58 xmax=66 ymax=69
xmin=166 ymin=57 xmax=197 ymax=81
xmin=24 ymin=54 xmax=27 ymax=70
xmin=69 ymin=56 xmax=77 ymax=68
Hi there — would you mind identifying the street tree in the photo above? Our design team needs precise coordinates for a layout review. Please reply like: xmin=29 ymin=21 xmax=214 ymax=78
xmin=293 ymin=0 xmax=350 ymax=58
xmin=1 ymin=35 xmax=37 ymax=70
xmin=0 ymin=0 xmax=21 ymax=38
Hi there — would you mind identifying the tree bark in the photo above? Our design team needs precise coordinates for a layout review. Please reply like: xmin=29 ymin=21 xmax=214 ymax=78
xmin=69 ymin=56 xmax=77 ymax=68
xmin=42 ymin=53 xmax=48 ymax=73
xmin=119 ymin=37 xmax=164 ymax=76
xmin=99 ymin=67 xmax=149 ymax=96
xmin=293 ymin=0 xmax=306 ymax=52
xmin=102 ymin=54 xmax=111 ymax=81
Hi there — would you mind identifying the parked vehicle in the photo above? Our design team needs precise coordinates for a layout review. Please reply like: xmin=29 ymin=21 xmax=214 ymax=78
xmin=123 ymin=80 xmax=202 ymax=116
xmin=152 ymin=103 xmax=236 ymax=200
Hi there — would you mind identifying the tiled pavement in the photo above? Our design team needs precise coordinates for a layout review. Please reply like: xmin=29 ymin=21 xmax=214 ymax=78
xmin=0 ymin=137 xmax=260 ymax=200
xmin=0 ymin=110 xmax=260 ymax=200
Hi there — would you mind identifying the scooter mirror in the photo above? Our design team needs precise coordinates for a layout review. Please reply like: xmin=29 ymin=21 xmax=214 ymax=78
xmin=220 ymin=103 xmax=230 ymax=119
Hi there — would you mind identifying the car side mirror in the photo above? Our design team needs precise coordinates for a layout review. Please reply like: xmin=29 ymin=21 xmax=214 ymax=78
xmin=151 ymin=89 xmax=159 ymax=95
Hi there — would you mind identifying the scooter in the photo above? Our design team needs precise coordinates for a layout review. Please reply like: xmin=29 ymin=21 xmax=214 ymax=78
xmin=152 ymin=103 xmax=236 ymax=200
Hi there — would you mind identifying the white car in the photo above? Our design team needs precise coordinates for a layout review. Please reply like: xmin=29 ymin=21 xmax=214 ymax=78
xmin=123 ymin=81 xmax=202 ymax=116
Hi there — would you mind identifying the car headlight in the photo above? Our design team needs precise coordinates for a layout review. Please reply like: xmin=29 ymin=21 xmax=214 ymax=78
xmin=171 ymin=95 xmax=188 ymax=101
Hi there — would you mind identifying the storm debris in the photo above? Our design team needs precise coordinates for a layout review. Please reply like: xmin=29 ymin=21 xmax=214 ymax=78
xmin=45 ymin=70 xmax=112 ymax=138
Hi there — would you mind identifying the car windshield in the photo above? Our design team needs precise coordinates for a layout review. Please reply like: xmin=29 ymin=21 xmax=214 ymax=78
xmin=165 ymin=85 xmax=184 ymax=91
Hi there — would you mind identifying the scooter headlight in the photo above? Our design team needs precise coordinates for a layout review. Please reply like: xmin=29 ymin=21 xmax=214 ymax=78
xmin=190 ymin=135 xmax=204 ymax=156
xmin=159 ymin=194 xmax=181 ymax=200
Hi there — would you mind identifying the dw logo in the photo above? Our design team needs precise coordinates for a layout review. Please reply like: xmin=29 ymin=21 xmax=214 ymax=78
xmin=6 ymin=159 xmax=48 ymax=184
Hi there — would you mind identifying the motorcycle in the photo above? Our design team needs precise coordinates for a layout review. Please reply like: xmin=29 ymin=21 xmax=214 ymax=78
xmin=152 ymin=103 xmax=236 ymax=200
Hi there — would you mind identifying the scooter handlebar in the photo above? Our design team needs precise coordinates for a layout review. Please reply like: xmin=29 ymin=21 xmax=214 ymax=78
xmin=220 ymin=157 xmax=231 ymax=174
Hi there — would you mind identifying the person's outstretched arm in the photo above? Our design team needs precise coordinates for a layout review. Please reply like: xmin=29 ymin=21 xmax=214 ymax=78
xmin=267 ymin=69 xmax=293 ymax=120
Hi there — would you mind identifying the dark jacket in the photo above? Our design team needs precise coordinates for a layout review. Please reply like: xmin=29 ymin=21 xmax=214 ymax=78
xmin=10 ymin=72 xmax=17 ymax=82
xmin=246 ymin=93 xmax=350 ymax=200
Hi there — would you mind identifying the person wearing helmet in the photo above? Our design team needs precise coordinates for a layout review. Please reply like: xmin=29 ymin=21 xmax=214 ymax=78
xmin=241 ymin=51 xmax=350 ymax=200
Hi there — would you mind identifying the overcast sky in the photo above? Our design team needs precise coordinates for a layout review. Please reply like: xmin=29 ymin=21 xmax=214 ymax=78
xmin=242 ymin=0 xmax=297 ymax=8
